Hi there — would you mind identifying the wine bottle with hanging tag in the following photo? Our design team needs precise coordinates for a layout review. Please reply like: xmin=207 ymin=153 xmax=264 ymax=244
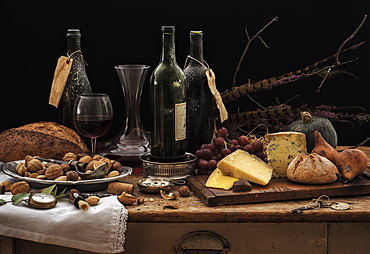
xmin=49 ymin=29 xmax=92 ymax=129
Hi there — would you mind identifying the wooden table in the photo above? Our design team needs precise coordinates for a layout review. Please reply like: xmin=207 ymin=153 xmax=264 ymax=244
xmin=2 ymin=146 xmax=370 ymax=254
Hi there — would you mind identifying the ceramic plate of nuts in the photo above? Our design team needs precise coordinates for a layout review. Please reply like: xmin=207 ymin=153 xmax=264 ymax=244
xmin=2 ymin=160 xmax=132 ymax=192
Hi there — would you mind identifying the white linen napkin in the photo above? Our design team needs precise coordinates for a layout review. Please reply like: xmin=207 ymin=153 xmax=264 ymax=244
xmin=0 ymin=167 xmax=127 ymax=253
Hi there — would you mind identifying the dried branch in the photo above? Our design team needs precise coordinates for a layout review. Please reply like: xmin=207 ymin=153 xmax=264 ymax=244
xmin=232 ymin=16 xmax=279 ymax=88
xmin=335 ymin=15 xmax=367 ymax=65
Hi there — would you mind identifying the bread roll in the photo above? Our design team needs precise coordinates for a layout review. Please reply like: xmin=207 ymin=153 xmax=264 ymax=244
xmin=0 ymin=121 xmax=90 ymax=162
xmin=286 ymin=153 xmax=338 ymax=184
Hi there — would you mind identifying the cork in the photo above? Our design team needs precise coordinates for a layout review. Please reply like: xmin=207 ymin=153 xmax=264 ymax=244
xmin=107 ymin=182 xmax=134 ymax=194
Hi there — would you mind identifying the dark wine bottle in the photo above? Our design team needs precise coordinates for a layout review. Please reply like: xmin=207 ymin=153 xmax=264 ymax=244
xmin=150 ymin=26 xmax=187 ymax=160
xmin=59 ymin=29 xmax=92 ymax=129
xmin=184 ymin=31 xmax=214 ymax=153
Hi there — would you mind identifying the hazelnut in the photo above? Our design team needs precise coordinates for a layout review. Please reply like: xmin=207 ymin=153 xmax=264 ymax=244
xmin=37 ymin=169 xmax=45 ymax=175
xmin=63 ymin=152 xmax=77 ymax=161
xmin=60 ymin=163 xmax=71 ymax=173
xmin=112 ymin=160 xmax=123 ymax=172
xmin=79 ymin=155 xmax=93 ymax=164
xmin=10 ymin=181 xmax=30 ymax=195
xmin=27 ymin=159 xmax=44 ymax=173
xmin=178 ymin=186 xmax=191 ymax=197
xmin=117 ymin=192 xmax=136 ymax=205
xmin=1 ymin=181 xmax=13 ymax=191
xmin=45 ymin=164 xmax=64 ymax=180
xmin=66 ymin=171 xmax=79 ymax=181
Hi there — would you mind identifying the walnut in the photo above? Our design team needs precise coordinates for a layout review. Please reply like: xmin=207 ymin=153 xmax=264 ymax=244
xmin=10 ymin=181 xmax=30 ymax=195
xmin=45 ymin=164 xmax=64 ymax=180
xmin=117 ymin=192 xmax=136 ymax=205
xmin=1 ymin=181 xmax=13 ymax=191
xmin=27 ymin=159 xmax=45 ymax=173
xmin=24 ymin=155 xmax=34 ymax=165
xmin=79 ymin=155 xmax=93 ymax=164
xmin=16 ymin=163 xmax=27 ymax=176
xmin=99 ymin=157 xmax=112 ymax=170
xmin=92 ymin=154 xmax=103 ymax=161
xmin=63 ymin=152 xmax=77 ymax=161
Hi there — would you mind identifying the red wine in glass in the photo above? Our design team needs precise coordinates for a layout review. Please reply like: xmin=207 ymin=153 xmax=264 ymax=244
xmin=73 ymin=93 xmax=113 ymax=155
xmin=74 ymin=115 xmax=112 ymax=139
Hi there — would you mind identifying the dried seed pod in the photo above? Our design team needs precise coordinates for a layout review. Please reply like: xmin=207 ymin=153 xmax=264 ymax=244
xmin=10 ymin=181 xmax=30 ymax=195
xmin=164 ymin=203 xmax=178 ymax=209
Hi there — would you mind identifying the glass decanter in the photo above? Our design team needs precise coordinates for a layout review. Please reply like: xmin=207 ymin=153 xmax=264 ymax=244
xmin=98 ymin=64 xmax=150 ymax=162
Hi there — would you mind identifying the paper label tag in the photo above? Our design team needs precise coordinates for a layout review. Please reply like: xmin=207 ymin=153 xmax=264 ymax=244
xmin=206 ymin=69 xmax=228 ymax=123
xmin=175 ymin=102 xmax=186 ymax=141
xmin=49 ymin=56 xmax=73 ymax=108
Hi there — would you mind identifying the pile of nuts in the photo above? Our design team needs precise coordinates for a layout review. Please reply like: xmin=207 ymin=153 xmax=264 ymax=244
xmin=15 ymin=153 xmax=123 ymax=181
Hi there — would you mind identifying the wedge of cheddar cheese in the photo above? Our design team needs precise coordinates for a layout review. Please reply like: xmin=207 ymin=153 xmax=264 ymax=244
xmin=265 ymin=131 xmax=307 ymax=177
xmin=217 ymin=149 xmax=273 ymax=185
xmin=205 ymin=168 xmax=240 ymax=190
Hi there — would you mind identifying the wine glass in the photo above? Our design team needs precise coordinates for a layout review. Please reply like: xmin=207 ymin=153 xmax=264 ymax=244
xmin=73 ymin=93 xmax=113 ymax=155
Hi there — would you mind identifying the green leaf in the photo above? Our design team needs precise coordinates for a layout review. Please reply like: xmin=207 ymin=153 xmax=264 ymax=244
xmin=12 ymin=193 xmax=30 ymax=205
xmin=41 ymin=184 xmax=57 ymax=196
xmin=0 ymin=199 xmax=7 ymax=206
xmin=55 ymin=188 xmax=67 ymax=199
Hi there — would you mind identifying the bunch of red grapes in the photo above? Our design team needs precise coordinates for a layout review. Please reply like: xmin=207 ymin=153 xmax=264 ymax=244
xmin=195 ymin=127 xmax=267 ymax=175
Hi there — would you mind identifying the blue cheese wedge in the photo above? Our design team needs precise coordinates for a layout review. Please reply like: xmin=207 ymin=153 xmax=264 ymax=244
xmin=217 ymin=150 xmax=273 ymax=186
xmin=265 ymin=131 xmax=307 ymax=177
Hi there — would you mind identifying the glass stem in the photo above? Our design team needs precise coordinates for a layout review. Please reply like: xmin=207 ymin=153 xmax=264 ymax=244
xmin=91 ymin=137 xmax=97 ymax=156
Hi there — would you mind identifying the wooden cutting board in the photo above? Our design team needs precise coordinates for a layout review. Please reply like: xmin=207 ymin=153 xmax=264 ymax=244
xmin=186 ymin=173 xmax=370 ymax=207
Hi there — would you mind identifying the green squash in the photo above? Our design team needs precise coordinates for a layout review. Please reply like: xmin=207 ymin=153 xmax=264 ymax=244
xmin=286 ymin=111 xmax=337 ymax=152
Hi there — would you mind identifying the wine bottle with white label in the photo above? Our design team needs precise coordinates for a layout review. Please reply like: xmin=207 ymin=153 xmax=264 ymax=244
xmin=150 ymin=26 xmax=187 ymax=160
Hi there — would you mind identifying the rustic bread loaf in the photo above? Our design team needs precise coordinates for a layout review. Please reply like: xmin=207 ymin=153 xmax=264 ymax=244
xmin=286 ymin=153 xmax=338 ymax=184
xmin=0 ymin=121 xmax=90 ymax=162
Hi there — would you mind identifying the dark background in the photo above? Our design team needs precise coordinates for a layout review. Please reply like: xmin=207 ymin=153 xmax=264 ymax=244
xmin=0 ymin=1 xmax=369 ymax=146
